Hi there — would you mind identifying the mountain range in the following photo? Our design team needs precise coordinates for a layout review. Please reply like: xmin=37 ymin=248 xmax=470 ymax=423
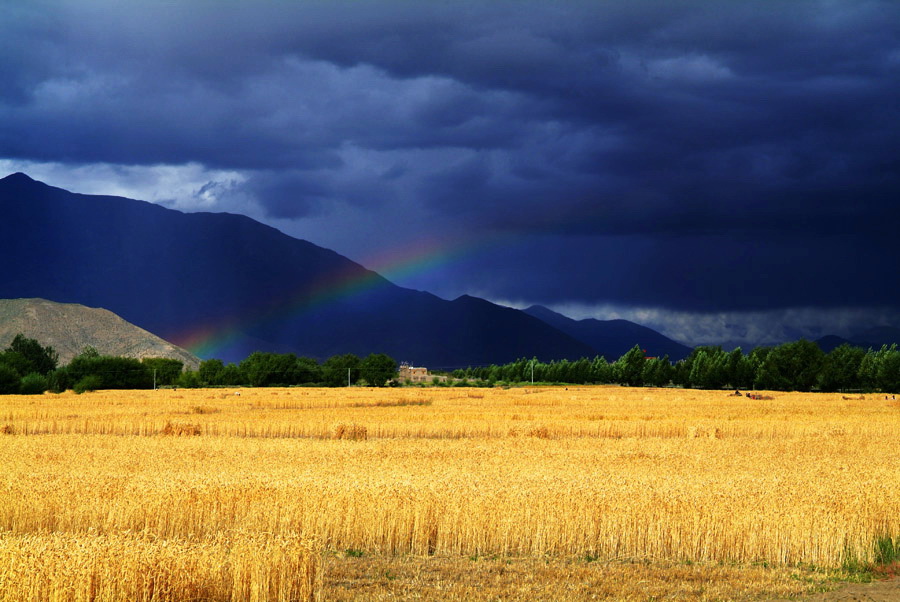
xmin=4 ymin=172 xmax=896 ymax=366
xmin=1 ymin=173 xmax=603 ymax=366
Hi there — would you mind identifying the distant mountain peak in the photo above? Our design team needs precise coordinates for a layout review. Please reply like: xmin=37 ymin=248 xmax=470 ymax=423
xmin=1 ymin=172 xmax=34 ymax=182
xmin=0 ymin=172 xmax=37 ymax=186
xmin=0 ymin=172 xmax=53 ymax=196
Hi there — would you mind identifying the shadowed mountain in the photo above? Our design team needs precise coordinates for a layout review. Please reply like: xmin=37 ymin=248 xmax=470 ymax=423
xmin=0 ymin=298 xmax=200 ymax=368
xmin=0 ymin=173 xmax=595 ymax=366
xmin=523 ymin=305 xmax=693 ymax=361
xmin=816 ymin=327 xmax=900 ymax=353
xmin=814 ymin=335 xmax=852 ymax=354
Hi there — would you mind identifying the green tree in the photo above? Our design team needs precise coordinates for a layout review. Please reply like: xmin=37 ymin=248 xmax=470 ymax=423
xmin=747 ymin=346 xmax=771 ymax=389
xmin=322 ymin=354 xmax=361 ymax=387
xmin=142 ymin=358 xmax=184 ymax=387
xmin=589 ymin=356 xmax=612 ymax=383
xmin=689 ymin=348 xmax=729 ymax=389
xmin=66 ymin=355 xmax=152 ymax=390
xmin=176 ymin=369 xmax=201 ymax=389
xmin=682 ymin=346 xmax=727 ymax=389
xmin=360 ymin=353 xmax=398 ymax=387
xmin=857 ymin=349 xmax=878 ymax=391
xmin=295 ymin=356 xmax=322 ymax=385
xmin=672 ymin=359 xmax=689 ymax=387
xmin=570 ymin=357 xmax=592 ymax=384
xmin=544 ymin=359 xmax=563 ymax=383
xmin=724 ymin=348 xmax=754 ymax=389
xmin=220 ymin=363 xmax=244 ymax=386
xmin=0 ymin=350 xmax=28 ymax=377
xmin=507 ymin=358 xmax=530 ymax=383
xmin=707 ymin=349 xmax=728 ymax=389
xmin=818 ymin=344 xmax=865 ymax=392
xmin=874 ymin=345 xmax=900 ymax=393
xmin=239 ymin=352 xmax=274 ymax=387
xmin=642 ymin=356 xmax=673 ymax=387
xmin=615 ymin=345 xmax=646 ymax=386
xmin=756 ymin=340 xmax=823 ymax=391
xmin=5 ymin=334 xmax=58 ymax=375
xmin=198 ymin=359 xmax=225 ymax=386
xmin=240 ymin=352 xmax=304 ymax=387
xmin=672 ymin=348 xmax=697 ymax=388
xmin=197 ymin=359 xmax=245 ymax=386
xmin=0 ymin=364 xmax=20 ymax=394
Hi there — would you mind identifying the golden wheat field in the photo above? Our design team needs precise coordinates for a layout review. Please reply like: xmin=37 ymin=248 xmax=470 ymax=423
xmin=1 ymin=385 xmax=898 ymax=600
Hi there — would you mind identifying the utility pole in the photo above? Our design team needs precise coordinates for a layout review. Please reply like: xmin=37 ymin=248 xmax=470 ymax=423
xmin=153 ymin=369 xmax=157 ymax=390
xmin=531 ymin=359 xmax=534 ymax=384
xmin=348 ymin=367 xmax=351 ymax=387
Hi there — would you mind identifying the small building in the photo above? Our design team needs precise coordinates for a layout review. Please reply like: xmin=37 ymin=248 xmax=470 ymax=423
xmin=398 ymin=362 xmax=430 ymax=383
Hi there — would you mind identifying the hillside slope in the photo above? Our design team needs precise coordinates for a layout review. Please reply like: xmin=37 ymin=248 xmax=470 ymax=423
xmin=0 ymin=298 xmax=201 ymax=368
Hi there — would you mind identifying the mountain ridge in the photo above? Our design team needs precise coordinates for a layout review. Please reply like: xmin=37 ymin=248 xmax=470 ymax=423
xmin=523 ymin=305 xmax=693 ymax=361
xmin=0 ymin=173 xmax=599 ymax=366
xmin=815 ymin=327 xmax=900 ymax=353
xmin=0 ymin=298 xmax=200 ymax=368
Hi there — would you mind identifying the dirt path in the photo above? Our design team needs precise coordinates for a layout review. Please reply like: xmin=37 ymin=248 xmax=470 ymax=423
xmin=772 ymin=578 xmax=900 ymax=601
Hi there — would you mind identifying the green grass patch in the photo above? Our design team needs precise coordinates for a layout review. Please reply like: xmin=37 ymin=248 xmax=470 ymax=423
xmin=874 ymin=534 xmax=899 ymax=566
xmin=839 ymin=534 xmax=899 ymax=582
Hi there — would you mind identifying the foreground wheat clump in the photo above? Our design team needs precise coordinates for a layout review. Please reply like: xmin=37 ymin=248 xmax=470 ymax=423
xmin=0 ymin=532 xmax=320 ymax=602
xmin=0 ymin=386 xmax=898 ymax=600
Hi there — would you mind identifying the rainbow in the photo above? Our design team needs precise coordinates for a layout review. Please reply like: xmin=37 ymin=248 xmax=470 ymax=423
xmin=174 ymin=232 xmax=491 ymax=359
xmin=174 ymin=264 xmax=379 ymax=359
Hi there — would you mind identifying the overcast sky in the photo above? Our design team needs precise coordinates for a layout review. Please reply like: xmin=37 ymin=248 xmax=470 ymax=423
xmin=2 ymin=0 xmax=899 ymax=347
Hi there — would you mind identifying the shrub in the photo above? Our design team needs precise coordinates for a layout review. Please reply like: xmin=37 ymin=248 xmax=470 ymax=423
xmin=176 ymin=370 xmax=201 ymax=389
xmin=74 ymin=375 xmax=103 ymax=394
xmin=46 ymin=368 xmax=68 ymax=393
xmin=19 ymin=372 xmax=48 ymax=395
xmin=68 ymin=355 xmax=151 ymax=390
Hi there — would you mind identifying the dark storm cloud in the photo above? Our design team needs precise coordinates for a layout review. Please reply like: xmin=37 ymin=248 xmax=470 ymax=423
xmin=238 ymin=171 xmax=330 ymax=220
xmin=454 ymin=231 xmax=900 ymax=312
xmin=2 ymin=0 xmax=899 ymax=320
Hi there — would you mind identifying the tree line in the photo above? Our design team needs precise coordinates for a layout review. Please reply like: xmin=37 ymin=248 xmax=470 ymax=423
xmin=0 ymin=338 xmax=180 ymax=394
xmin=0 ymin=334 xmax=400 ymax=393
xmin=1 ymin=332 xmax=897 ymax=394
xmin=454 ymin=340 xmax=900 ymax=392
xmin=188 ymin=352 xmax=398 ymax=389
